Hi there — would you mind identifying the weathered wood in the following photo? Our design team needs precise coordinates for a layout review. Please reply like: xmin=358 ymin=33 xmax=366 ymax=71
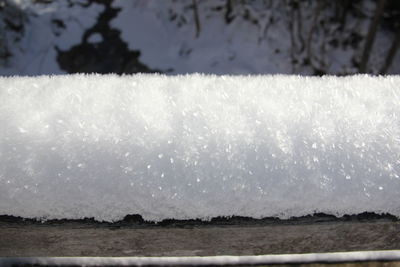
xmin=1 ymin=220 xmax=399 ymax=257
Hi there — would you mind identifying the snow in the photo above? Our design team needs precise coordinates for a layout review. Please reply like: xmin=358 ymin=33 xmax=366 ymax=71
xmin=0 ymin=0 xmax=103 ymax=76
xmin=111 ymin=0 xmax=292 ymax=75
xmin=1 ymin=1 xmax=399 ymax=76
xmin=88 ymin=33 xmax=103 ymax=44
xmin=2 ymin=250 xmax=400 ymax=266
xmin=0 ymin=74 xmax=400 ymax=222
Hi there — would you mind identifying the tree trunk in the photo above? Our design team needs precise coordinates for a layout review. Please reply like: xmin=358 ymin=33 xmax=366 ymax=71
xmin=358 ymin=0 xmax=386 ymax=73
xmin=339 ymin=0 xmax=350 ymax=31
xmin=224 ymin=0 xmax=234 ymax=24
xmin=192 ymin=0 xmax=201 ymax=38
xmin=379 ymin=32 xmax=400 ymax=74
xmin=306 ymin=1 xmax=323 ymax=65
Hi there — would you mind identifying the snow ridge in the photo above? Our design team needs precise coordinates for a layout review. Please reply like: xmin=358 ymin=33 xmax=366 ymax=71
xmin=0 ymin=74 xmax=399 ymax=222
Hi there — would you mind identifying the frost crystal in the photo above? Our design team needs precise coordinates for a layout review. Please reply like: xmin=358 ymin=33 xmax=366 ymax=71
xmin=0 ymin=74 xmax=399 ymax=222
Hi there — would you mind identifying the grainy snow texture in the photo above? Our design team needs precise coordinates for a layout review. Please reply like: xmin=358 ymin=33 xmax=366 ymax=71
xmin=0 ymin=74 xmax=400 ymax=222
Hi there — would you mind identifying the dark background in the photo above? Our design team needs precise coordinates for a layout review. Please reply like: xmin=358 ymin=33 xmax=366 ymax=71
xmin=0 ymin=0 xmax=399 ymax=76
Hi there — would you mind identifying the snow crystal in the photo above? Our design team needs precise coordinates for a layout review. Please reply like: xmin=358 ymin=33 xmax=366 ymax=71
xmin=0 ymin=74 xmax=400 ymax=222
xmin=87 ymin=33 xmax=103 ymax=43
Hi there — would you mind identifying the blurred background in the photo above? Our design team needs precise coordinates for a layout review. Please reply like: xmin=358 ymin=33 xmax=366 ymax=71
xmin=0 ymin=0 xmax=399 ymax=76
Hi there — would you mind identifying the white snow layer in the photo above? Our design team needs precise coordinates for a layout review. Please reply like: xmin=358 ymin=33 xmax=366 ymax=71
xmin=3 ymin=251 xmax=400 ymax=266
xmin=0 ymin=74 xmax=400 ymax=222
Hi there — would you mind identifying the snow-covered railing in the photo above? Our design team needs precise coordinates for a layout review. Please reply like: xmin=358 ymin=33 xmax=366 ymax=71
xmin=0 ymin=74 xmax=399 ymax=222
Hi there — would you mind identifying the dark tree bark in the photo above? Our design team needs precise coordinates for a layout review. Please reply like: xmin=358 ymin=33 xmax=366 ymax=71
xmin=192 ymin=0 xmax=201 ymax=38
xmin=379 ymin=32 xmax=400 ymax=74
xmin=295 ymin=1 xmax=305 ymax=53
xmin=287 ymin=0 xmax=296 ymax=73
xmin=306 ymin=1 xmax=323 ymax=66
xmin=224 ymin=0 xmax=234 ymax=24
xmin=359 ymin=0 xmax=386 ymax=73
xmin=338 ymin=0 xmax=350 ymax=31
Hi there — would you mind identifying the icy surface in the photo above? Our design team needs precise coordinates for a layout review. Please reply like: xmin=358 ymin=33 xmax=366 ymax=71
xmin=0 ymin=74 xmax=400 ymax=222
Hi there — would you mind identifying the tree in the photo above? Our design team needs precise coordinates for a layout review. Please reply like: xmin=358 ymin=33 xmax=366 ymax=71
xmin=358 ymin=0 xmax=386 ymax=73
xmin=379 ymin=32 xmax=400 ymax=74
xmin=192 ymin=0 xmax=201 ymax=38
